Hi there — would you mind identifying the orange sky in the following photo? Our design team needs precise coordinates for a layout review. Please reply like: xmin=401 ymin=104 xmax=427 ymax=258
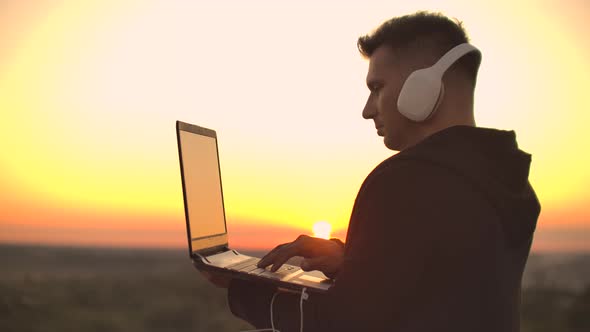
xmin=0 ymin=0 xmax=589 ymax=252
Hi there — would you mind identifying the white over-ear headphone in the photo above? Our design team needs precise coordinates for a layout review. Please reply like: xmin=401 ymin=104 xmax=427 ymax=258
xmin=397 ymin=43 xmax=481 ymax=122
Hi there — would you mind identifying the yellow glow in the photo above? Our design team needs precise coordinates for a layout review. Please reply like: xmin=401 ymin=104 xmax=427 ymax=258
xmin=0 ymin=0 xmax=589 ymax=250
xmin=312 ymin=221 xmax=332 ymax=240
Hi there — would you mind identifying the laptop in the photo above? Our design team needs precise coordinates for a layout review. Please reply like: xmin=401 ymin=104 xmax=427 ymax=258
xmin=176 ymin=120 xmax=333 ymax=293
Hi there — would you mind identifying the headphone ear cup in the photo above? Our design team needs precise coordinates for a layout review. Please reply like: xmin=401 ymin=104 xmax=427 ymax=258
xmin=397 ymin=68 xmax=443 ymax=122
xmin=429 ymin=82 xmax=445 ymax=119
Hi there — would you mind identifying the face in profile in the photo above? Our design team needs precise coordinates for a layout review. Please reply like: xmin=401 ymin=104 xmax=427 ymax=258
xmin=362 ymin=46 xmax=413 ymax=151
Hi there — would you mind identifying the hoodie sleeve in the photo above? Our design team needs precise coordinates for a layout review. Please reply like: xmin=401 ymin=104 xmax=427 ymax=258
xmin=227 ymin=160 xmax=504 ymax=332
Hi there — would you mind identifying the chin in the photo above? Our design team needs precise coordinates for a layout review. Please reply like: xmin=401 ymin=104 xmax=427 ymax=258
xmin=384 ymin=137 xmax=401 ymax=151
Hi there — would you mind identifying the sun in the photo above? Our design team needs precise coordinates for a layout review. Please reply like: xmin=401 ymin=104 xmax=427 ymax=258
xmin=312 ymin=221 xmax=332 ymax=240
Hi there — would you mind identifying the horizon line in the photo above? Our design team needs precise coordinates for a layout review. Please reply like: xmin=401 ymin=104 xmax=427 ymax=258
xmin=1 ymin=241 xmax=589 ymax=256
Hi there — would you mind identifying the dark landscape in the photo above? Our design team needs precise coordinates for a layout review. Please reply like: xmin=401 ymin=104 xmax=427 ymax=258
xmin=0 ymin=244 xmax=588 ymax=332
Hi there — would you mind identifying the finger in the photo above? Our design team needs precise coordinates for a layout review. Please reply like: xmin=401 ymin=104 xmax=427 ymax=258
xmin=268 ymin=235 xmax=315 ymax=271
xmin=256 ymin=243 xmax=287 ymax=268
xmin=301 ymin=255 xmax=343 ymax=278
xmin=257 ymin=242 xmax=291 ymax=268
xmin=269 ymin=242 xmax=306 ymax=272
xmin=258 ymin=235 xmax=311 ymax=270
xmin=270 ymin=251 xmax=295 ymax=272
xmin=301 ymin=256 xmax=333 ymax=271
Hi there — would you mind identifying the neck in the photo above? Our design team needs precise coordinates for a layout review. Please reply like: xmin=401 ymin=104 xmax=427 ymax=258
xmin=400 ymin=97 xmax=475 ymax=151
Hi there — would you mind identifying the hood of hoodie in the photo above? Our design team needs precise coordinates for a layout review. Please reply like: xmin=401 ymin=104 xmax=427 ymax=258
xmin=397 ymin=125 xmax=541 ymax=249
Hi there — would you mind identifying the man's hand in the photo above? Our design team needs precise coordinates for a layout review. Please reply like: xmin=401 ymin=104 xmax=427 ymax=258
xmin=257 ymin=235 xmax=344 ymax=279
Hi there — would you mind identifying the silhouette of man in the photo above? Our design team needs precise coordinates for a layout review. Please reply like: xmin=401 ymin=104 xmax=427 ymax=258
xmin=201 ymin=11 xmax=540 ymax=332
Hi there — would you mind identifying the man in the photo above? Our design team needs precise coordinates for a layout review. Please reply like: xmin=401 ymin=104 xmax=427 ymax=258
xmin=202 ymin=11 xmax=540 ymax=332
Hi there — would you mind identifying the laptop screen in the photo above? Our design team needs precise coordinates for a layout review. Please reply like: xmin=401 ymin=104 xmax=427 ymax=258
xmin=177 ymin=122 xmax=228 ymax=253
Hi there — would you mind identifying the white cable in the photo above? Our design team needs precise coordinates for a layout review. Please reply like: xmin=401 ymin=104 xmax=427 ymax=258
xmin=240 ymin=287 xmax=309 ymax=332
xmin=241 ymin=291 xmax=281 ymax=332
xmin=300 ymin=287 xmax=309 ymax=332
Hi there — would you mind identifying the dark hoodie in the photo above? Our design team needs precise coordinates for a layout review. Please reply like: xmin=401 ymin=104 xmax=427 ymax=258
xmin=227 ymin=126 xmax=541 ymax=332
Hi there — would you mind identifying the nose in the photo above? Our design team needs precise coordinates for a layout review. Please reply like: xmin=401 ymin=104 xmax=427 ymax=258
xmin=362 ymin=96 xmax=376 ymax=120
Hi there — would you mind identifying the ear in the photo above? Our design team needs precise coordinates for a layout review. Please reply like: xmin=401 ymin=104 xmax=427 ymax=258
xmin=397 ymin=43 xmax=480 ymax=122
xmin=397 ymin=68 xmax=443 ymax=122
xmin=428 ymin=82 xmax=445 ymax=120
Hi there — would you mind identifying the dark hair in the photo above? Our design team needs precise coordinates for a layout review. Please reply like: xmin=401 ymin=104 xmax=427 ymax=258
xmin=357 ymin=11 xmax=481 ymax=85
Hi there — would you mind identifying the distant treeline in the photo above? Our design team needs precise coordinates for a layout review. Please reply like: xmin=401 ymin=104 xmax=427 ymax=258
xmin=0 ymin=244 xmax=588 ymax=332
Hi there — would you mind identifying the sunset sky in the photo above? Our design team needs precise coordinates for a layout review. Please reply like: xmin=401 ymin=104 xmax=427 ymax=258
xmin=1 ymin=0 xmax=588 ymax=252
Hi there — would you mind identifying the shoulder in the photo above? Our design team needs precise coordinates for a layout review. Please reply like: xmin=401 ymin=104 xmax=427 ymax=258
xmin=360 ymin=155 xmax=495 ymax=221
xmin=362 ymin=155 xmax=457 ymax=194
xmin=354 ymin=156 xmax=501 ymax=247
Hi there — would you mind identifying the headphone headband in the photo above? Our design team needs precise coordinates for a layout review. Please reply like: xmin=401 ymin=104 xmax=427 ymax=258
xmin=431 ymin=43 xmax=480 ymax=77
xmin=396 ymin=42 xmax=481 ymax=122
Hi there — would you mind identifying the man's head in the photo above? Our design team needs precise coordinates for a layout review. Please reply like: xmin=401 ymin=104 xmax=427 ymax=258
xmin=358 ymin=11 xmax=482 ymax=151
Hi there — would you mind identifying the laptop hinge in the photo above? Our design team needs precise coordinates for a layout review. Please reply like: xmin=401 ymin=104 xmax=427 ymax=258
xmin=194 ymin=252 xmax=211 ymax=263
xmin=194 ymin=245 xmax=235 ymax=263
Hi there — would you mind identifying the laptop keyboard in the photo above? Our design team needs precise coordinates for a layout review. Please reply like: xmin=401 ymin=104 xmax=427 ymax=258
xmin=226 ymin=257 xmax=301 ymax=280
